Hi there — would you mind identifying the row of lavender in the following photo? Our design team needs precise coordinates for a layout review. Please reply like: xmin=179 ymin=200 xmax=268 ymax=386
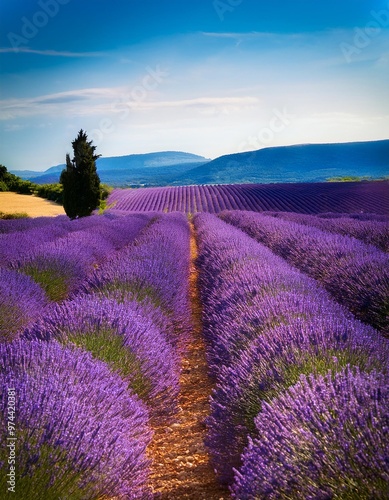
xmin=0 ymin=213 xmax=152 ymax=338
xmin=108 ymin=181 xmax=389 ymax=214
xmin=1 ymin=212 xmax=191 ymax=498
xmin=194 ymin=213 xmax=388 ymax=498
xmin=263 ymin=210 xmax=389 ymax=252
xmin=220 ymin=211 xmax=389 ymax=335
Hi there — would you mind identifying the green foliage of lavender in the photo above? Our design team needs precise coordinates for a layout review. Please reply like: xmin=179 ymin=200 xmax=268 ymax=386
xmin=24 ymin=294 xmax=180 ymax=418
xmin=68 ymin=328 xmax=152 ymax=398
xmin=21 ymin=263 xmax=71 ymax=301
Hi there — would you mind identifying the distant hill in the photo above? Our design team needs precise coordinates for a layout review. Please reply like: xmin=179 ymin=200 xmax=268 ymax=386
xmin=175 ymin=140 xmax=389 ymax=185
xmin=11 ymin=151 xmax=209 ymax=187
xmin=10 ymin=141 xmax=388 ymax=187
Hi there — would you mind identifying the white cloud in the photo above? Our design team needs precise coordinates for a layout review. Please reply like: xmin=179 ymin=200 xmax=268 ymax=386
xmin=0 ymin=47 xmax=105 ymax=57
xmin=0 ymin=88 xmax=261 ymax=120
xmin=122 ymin=96 xmax=260 ymax=109
xmin=0 ymin=88 xmax=123 ymax=119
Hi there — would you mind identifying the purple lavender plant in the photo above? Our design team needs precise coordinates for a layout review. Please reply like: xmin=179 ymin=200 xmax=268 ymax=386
xmin=95 ymin=212 xmax=155 ymax=249
xmin=0 ymin=215 xmax=68 ymax=234
xmin=205 ymin=315 xmax=388 ymax=484
xmin=0 ymin=220 xmax=70 ymax=268
xmin=231 ymin=367 xmax=389 ymax=500
xmin=11 ymin=215 xmax=151 ymax=301
xmin=221 ymin=210 xmax=389 ymax=334
xmin=25 ymin=294 xmax=180 ymax=418
xmin=107 ymin=181 xmax=389 ymax=214
xmin=194 ymin=213 xmax=388 ymax=484
xmin=85 ymin=213 xmax=191 ymax=349
xmin=263 ymin=210 xmax=389 ymax=252
xmin=0 ymin=339 xmax=152 ymax=499
xmin=18 ymin=249 xmax=89 ymax=301
xmin=0 ymin=269 xmax=48 ymax=342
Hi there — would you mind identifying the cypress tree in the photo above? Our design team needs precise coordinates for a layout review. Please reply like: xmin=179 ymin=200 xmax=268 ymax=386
xmin=60 ymin=130 xmax=101 ymax=218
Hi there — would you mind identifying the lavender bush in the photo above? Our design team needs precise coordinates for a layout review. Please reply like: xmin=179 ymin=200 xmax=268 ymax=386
xmin=0 ymin=339 xmax=152 ymax=499
xmin=9 ymin=214 xmax=151 ymax=301
xmin=264 ymin=210 xmax=389 ymax=252
xmin=317 ymin=212 xmax=389 ymax=222
xmin=232 ymin=367 xmax=389 ymax=500
xmin=221 ymin=210 xmax=389 ymax=334
xmin=0 ymin=269 xmax=48 ymax=342
xmin=25 ymin=294 xmax=180 ymax=418
xmin=194 ymin=213 xmax=388 ymax=484
xmin=0 ymin=220 xmax=71 ymax=269
xmin=0 ymin=215 xmax=68 ymax=234
xmin=0 ymin=213 xmax=152 ymax=270
xmin=206 ymin=316 xmax=388 ymax=484
xmin=85 ymin=213 xmax=191 ymax=349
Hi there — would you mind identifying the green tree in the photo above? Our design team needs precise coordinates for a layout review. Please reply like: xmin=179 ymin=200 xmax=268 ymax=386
xmin=0 ymin=165 xmax=9 ymax=191
xmin=60 ymin=130 xmax=101 ymax=218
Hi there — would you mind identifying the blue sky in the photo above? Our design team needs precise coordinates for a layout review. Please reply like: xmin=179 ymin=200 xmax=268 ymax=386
xmin=1 ymin=0 xmax=388 ymax=170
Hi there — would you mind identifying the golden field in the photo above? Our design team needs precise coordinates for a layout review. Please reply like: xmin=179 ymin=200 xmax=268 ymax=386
xmin=0 ymin=192 xmax=65 ymax=217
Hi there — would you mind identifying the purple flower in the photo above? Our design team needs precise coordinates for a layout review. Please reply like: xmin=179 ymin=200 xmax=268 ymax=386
xmin=107 ymin=182 xmax=389 ymax=214
xmin=193 ymin=213 xmax=388 ymax=484
xmin=206 ymin=316 xmax=388 ymax=484
xmin=221 ymin=210 xmax=389 ymax=333
xmin=85 ymin=213 xmax=192 ymax=350
xmin=25 ymin=294 xmax=180 ymax=419
xmin=0 ymin=339 xmax=152 ymax=499
xmin=263 ymin=210 xmax=389 ymax=252
xmin=0 ymin=269 xmax=48 ymax=342
xmin=232 ymin=367 xmax=389 ymax=499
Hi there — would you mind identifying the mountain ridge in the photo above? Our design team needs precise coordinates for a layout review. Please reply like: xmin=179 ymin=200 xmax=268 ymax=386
xmin=10 ymin=140 xmax=389 ymax=187
xmin=176 ymin=140 xmax=389 ymax=185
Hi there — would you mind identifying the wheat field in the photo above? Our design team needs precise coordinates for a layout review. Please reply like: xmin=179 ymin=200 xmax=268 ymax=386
xmin=0 ymin=193 xmax=65 ymax=217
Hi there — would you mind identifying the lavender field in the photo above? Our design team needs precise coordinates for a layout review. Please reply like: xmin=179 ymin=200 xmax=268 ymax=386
xmin=108 ymin=180 xmax=389 ymax=215
xmin=1 ymin=184 xmax=388 ymax=498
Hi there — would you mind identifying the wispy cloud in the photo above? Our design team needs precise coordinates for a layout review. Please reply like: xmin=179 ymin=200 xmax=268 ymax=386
xmin=0 ymin=88 xmax=121 ymax=119
xmin=123 ymin=96 xmax=260 ymax=109
xmin=3 ymin=123 xmax=27 ymax=132
xmin=0 ymin=47 xmax=106 ymax=57
xmin=201 ymin=31 xmax=306 ymax=42
xmin=0 ymin=90 xmax=260 ymax=120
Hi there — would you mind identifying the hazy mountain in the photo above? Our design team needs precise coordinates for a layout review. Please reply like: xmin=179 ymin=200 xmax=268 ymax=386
xmin=11 ymin=151 xmax=209 ymax=187
xmin=175 ymin=140 xmax=389 ymax=185
xmin=10 ymin=141 xmax=388 ymax=187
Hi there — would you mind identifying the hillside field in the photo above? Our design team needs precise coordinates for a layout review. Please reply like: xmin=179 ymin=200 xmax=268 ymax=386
xmin=1 ymin=182 xmax=388 ymax=498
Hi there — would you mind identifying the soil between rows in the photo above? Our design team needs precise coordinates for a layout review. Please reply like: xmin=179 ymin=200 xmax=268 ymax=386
xmin=147 ymin=222 xmax=229 ymax=499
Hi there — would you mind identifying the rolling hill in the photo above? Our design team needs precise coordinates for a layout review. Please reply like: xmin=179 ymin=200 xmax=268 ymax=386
xmin=12 ymin=151 xmax=209 ymax=187
xmin=175 ymin=140 xmax=389 ymax=185
xmin=10 ymin=140 xmax=388 ymax=187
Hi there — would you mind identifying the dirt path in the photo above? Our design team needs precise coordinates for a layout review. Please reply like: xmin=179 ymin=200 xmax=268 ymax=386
xmin=148 ymin=222 xmax=229 ymax=499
